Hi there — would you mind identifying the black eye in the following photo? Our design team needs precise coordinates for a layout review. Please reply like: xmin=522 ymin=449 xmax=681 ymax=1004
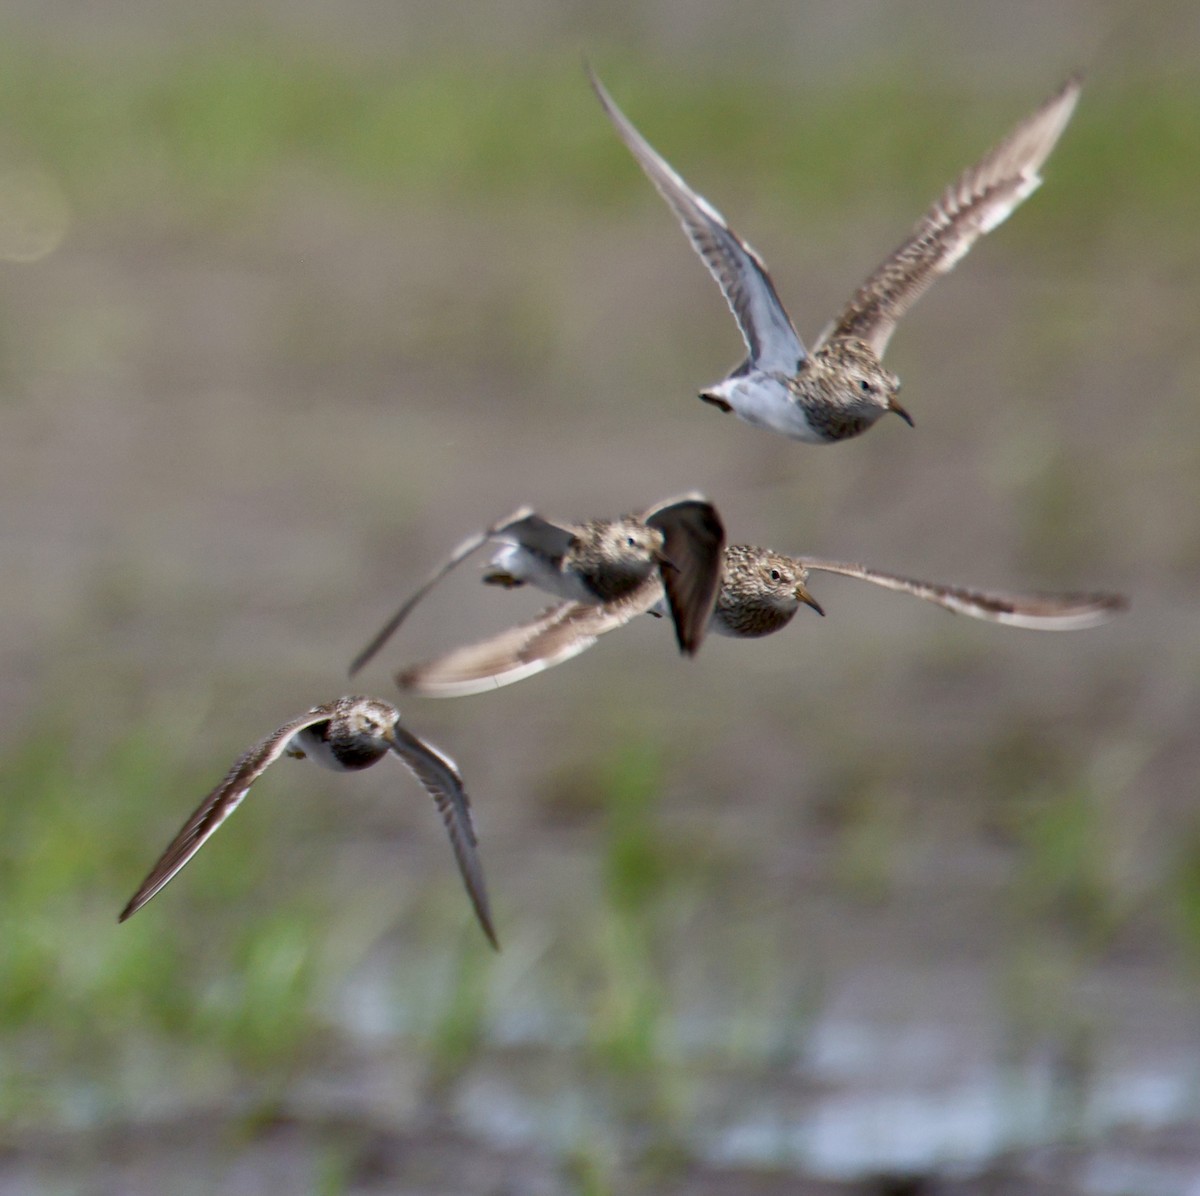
xmin=859 ymin=379 xmax=872 ymax=393
xmin=626 ymin=536 xmax=637 ymax=548
xmin=769 ymin=569 xmax=781 ymax=581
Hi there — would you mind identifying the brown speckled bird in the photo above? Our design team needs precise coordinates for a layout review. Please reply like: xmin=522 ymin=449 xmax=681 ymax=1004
xmin=349 ymin=494 xmax=724 ymax=674
xmin=589 ymin=66 xmax=1081 ymax=443
xmin=394 ymin=545 xmax=1127 ymax=697
xmin=119 ymin=696 xmax=497 ymax=948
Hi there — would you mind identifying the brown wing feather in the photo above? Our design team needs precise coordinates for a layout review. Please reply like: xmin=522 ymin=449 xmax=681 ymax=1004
xmin=349 ymin=505 xmax=558 ymax=676
xmin=801 ymin=557 xmax=1127 ymax=630
xmin=642 ymin=496 xmax=726 ymax=655
xmin=118 ymin=707 xmax=333 ymax=921
xmin=588 ymin=65 xmax=806 ymax=373
xmin=396 ymin=582 xmax=663 ymax=698
xmin=387 ymin=723 xmax=497 ymax=949
xmin=824 ymin=76 xmax=1081 ymax=356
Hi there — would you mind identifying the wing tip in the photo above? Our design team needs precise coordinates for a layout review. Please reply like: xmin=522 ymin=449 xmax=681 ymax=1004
xmin=479 ymin=910 xmax=501 ymax=952
xmin=394 ymin=665 xmax=514 ymax=699
xmin=394 ymin=665 xmax=422 ymax=692
xmin=1024 ymin=71 xmax=1083 ymax=158
xmin=1000 ymin=590 xmax=1129 ymax=630
xmin=1091 ymin=591 xmax=1131 ymax=618
xmin=1059 ymin=71 xmax=1085 ymax=101
xmin=118 ymin=879 xmax=162 ymax=922
xmin=584 ymin=59 xmax=620 ymax=119
xmin=1067 ymin=590 xmax=1129 ymax=619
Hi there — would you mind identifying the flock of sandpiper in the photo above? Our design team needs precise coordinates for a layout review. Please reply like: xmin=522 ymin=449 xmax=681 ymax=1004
xmin=120 ymin=66 xmax=1128 ymax=948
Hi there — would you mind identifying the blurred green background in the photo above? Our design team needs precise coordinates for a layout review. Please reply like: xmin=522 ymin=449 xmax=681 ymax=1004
xmin=1 ymin=1 xmax=1198 ymax=1192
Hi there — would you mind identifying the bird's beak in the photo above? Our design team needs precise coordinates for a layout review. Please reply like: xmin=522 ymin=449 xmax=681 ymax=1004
xmin=655 ymin=549 xmax=679 ymax=572
xmin=796 ymin=582 xmax=825 ymax=616
xmin=889 ymin=396 xmax=914 ymax=428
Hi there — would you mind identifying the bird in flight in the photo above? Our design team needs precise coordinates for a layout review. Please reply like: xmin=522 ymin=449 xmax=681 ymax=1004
xmin=394 ymin=545 xmax=1127 ymax=697
xmin=119 ymin=696 xmax=497 ymax=948
xmin=589 ymin=66 xmax=1081 ymax=444
xmin=349 ymin=493 xmax=724 ymax=675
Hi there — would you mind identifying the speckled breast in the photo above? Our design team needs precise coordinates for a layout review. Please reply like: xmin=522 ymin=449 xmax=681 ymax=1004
xmin=329 ymin=738 xmax=391 ymax=770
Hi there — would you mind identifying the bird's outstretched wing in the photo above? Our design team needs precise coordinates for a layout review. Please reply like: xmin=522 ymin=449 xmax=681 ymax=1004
xmin=350 ymin=507 xmax=572 ymax=675
xmin=119 ymin=706 xmax=334 ymax=921
xmin=387 ymin=723 xmax=498 ymax=949
xmin=642 ymin=493 xmax=725 ymax=655
xmin=821 ymin=76 xmax=1081 ymax=357
xmin=396 ymin=581 xmax=663 ymax=698
xmin=589 ymin=65 xmax=807 ymax=375
xmin=802 ymin=556 xmax=1127 ymax=629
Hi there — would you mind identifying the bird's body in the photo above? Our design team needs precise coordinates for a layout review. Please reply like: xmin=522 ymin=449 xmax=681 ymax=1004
xmin=349 ymin=494 xmax=724 ymax=674
xmin=395 ymin=545 xmax=1127 ymax=697
xmin=120 ymin=696 xmax=498 ymax=948
xmin=589 ymin=67 xmax=1081 ymax=443
xmin=286 ymin=699 xmax=395 ymax=771
xmin=701 ymin=336 xmax=902 ymax=444
xmin=706 ymin=545 xmax=825 ymax=637
xmin=483 ymin=516 xmax=667 ymax=604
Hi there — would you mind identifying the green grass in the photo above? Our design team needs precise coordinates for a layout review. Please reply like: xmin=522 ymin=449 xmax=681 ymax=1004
xmin=425 ymin=932 xmax=492 ymax=1088
xmin=0 ymin=38 xmax=1193 ymax=241
xmin=587 ymin=740 xmax=671 ymax=1075
xmin=1169 ymin=828 xmax=1200 ymax=974
xmin=1014 ymin=785 xmax=1117 ymax=942
xmin=0 ymin=711 xmax=332 ymax=1120
xmin=0 ymin=700 xmax=708 ymax=1132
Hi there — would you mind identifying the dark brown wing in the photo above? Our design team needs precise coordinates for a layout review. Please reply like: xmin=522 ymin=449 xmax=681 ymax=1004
xmin=395 ymin=581 xmax=663 ymax=698
xmin=642 ymin=494 xmax=726 ymax=655
xmin=822 ymin=76 xmax=1081 ymax=357
xmin=801 ymin=557 xmax=1127 ymax=630
xmin=387 ymin=723 xmax=497 ymax=950
xmin=118 ymin=706 xmax=334 ymax=921
xmin=350 ymin=506 xmax=574 ymax=676
xmin=588 ymin=65 xmax=807 ymax=374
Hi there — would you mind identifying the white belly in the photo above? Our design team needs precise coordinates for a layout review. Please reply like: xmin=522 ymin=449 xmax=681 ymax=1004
xmin=488 ymin=543 xmax=595 ymax=604
xmin=288 ymin=727 xmax=345 ymax=771
xmin=721 ymin=373 xmax=826 ymax=443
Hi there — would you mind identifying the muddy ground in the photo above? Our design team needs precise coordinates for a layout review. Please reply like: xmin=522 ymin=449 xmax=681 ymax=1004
xmin=1 ymin=2 xmax=1199 ymax=1193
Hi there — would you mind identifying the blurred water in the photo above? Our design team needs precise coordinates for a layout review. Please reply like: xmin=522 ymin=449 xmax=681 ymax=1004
xmin=2 ymin=2 xmax=1199 ymax=1192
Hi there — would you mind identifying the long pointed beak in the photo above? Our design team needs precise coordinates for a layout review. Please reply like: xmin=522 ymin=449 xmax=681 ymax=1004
xmin=889 ymin=397 xmax=914 ymax=428
xmin=655 ymin=549 xmax=679 ymax=572
xmin=796 ymin=583 xmax=825 ymax=617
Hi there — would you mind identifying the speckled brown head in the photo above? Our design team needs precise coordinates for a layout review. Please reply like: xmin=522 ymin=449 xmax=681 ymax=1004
xmin=567 ymin=518 xmax=665 ymax=601
xmin=118 ymin=695 xmax=498 ymax=948
xmin=713 ymin=545 xmax=825 ymax=638
xmin=590 ymin=65 xmax=1079 ymax=446
xmin=796 ymin=338 xmax=909 ymax=441
xmin=293 ymin=695 xmax=400 ymax=770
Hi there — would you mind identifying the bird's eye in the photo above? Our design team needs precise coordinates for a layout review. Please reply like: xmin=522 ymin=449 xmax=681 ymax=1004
xmin=626 ymin=536 xmax=637 ymax=548
xmin=769 ymin=569 xmax=781 ymax=582
xmin=859 ymin=379 xmax=873 ymax=393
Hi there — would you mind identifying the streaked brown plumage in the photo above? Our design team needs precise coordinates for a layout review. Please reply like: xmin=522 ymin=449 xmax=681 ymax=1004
xmin=589 ymin=66 xmax=1081 ymax=443
xmin=119 ymin=696 xmax=497 ymax=948
xmin=350 ymin=494 xmax=724 ymax=675
xmin=395 ymin=545 xmax=1127 ymax=698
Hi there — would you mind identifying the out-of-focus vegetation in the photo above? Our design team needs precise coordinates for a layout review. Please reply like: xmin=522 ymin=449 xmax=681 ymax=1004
xmin=0 ymin=43 xmax=1192 ymax=240
xmin=2 ymin=14 xmax=1199 ymax=1194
